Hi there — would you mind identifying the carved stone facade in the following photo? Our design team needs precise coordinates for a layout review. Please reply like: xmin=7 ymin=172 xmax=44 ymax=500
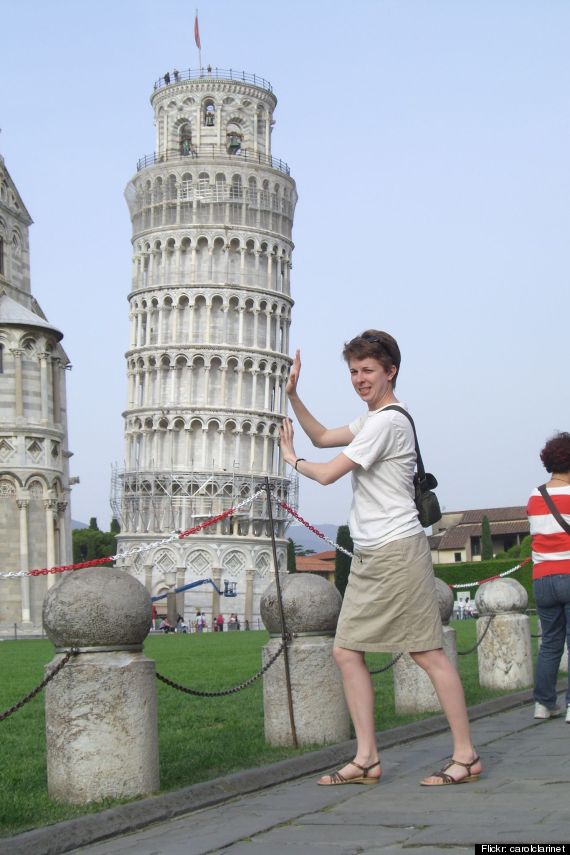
xmin=0 ymin=155 xmax=73 ymax=629
xmin=113 ymin=69 xmax=297 ymax=627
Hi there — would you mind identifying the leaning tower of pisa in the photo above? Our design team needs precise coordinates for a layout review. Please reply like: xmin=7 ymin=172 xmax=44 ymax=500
xmin=113 ymin=68 xmax=297 ymax=627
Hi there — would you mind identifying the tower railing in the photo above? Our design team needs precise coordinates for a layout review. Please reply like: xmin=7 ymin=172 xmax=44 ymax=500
xmin=153 ymin=68 xmax=273 ymax=93
xmin=136 ymin=146 xmax=290 ymax=176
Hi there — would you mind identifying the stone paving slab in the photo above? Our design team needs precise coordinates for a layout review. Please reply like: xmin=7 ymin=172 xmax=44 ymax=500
xmin=4 ymin=687 xmax=569 ymax=855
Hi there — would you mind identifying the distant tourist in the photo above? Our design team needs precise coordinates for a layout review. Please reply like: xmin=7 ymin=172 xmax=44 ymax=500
xmin=527 ymin=431 xmax=570 ymax=722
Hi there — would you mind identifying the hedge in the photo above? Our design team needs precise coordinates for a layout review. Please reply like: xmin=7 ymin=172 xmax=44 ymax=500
xmin=434 ymin=559 xmax=534 ymax=608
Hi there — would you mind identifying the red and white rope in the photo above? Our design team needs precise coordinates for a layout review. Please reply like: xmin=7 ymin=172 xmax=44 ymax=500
xmin=447 ymin=557 xmax=532 ymax=589
xmin=279 ymin=498 xmax=531 ymax=588
xmin=0 ymin=490 xmax=265 ymax=579
xmin=0 ymin=491 xmax=531 ymax=591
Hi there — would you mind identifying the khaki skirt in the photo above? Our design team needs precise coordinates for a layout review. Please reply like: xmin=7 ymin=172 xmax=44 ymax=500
xmin=335 ymin=531 xmax=443 ymax=653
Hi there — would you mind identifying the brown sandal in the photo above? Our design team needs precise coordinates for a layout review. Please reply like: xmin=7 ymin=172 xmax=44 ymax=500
xmin=420 ymin=755 xmax=481 ymax=786
xmin=318 ymin=760 xmax=381 ymax=786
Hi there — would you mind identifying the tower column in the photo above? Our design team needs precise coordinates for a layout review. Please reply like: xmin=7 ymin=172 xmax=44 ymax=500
xmin=11 ymin=349 xmax=24 ymax=417
xmin=39 ymin=352 xmax=50 ymax=422
xmin=244 ymin=567 xmax=255 ymax=627
xmin=17 ymin=499 xmax=31 ymax=623
xmin=58 ymin=501 xmax=68 ymax=566
xmin=52 ymin=359 xmax=62 ymax=423
xmin=44 ymin=499 xmax=57 ymax=589
xmin=251 ymin=370 xmax=258 ymax=411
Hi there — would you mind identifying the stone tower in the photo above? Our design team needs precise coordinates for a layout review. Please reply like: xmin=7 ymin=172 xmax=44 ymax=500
xmin=114 ymin=68 xmax=297 ymax=628
xmin=0 ymin=155 xmax=73 ymax=631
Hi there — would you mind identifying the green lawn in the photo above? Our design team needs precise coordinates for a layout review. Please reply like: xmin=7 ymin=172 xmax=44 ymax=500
xmin=0 ymin=619 xmax=540 ymax=837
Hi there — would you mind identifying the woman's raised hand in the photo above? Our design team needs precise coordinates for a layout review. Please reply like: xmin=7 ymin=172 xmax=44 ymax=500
xmin=278 ymin=418 xmax=297 ymax=467
xmin=286 ymin=349 xmax=301 ymax=398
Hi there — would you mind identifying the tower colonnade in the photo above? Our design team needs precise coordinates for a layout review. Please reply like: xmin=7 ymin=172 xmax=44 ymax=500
xmin=128 ymin=290 xmax=291 ymax=351
xmin=114 ymin=70 xmax=298 ymax=627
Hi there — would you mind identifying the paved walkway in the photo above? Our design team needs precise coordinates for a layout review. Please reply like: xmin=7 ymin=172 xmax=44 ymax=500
xmin=5 ymin=691 xmax=569 ymax=855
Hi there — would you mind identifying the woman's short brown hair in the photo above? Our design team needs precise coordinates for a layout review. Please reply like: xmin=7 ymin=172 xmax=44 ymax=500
xmin=540 ymin=431 xmax=570 ymax=474
xmin=342 ymin=330 xmax=401 ymax=388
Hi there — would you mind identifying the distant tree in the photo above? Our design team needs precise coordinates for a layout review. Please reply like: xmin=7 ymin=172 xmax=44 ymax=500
xmin=294 ymin=544 xmax=315 ymax=556
xmin=110 ymin=517 xmax=121 ymax=535
xmin=335 ymin=525 xmax=353 ymax=598
xmin=481 ymin=515 xmax=493 ymax=560
xmin=519 ymin=534 xmax=532 ymax=560
xmin=505 ymin=542 xmax=521 ymax=559
xmin=73 ymin=521 xmax=118 ymax=565
xmin=287 ymin=538 xmax=297 ymax=573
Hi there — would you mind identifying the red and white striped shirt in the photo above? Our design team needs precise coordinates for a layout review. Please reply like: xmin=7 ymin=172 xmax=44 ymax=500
xmin=527 ymin=486 xmax=570 ymax=579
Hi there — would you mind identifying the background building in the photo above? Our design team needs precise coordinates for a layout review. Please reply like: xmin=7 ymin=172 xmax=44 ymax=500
xmin=112 ymin=68 xmax=298 ymax=627
xmin=0 ymin=155 xmax=73 ymax=631
xmin=428 ymin=506 xmax=529 ymax=563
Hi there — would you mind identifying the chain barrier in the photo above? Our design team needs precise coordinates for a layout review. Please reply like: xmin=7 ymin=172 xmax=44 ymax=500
xmin=278 ymin=500 xmax=354 ymax=558
xmin=0 ymin=490 xmax=265 ymax=579
xmin=368 ymin=652 xmax=404 ymax=674
xmin=279 ymin=498 xmax=531 ymax=591
xmin=448 ymin=558 xmax=532 ymax=589
xmin=456 ymin=615 xmax=495 ymax=656
xmin=0 ymin=650 xmax=77 ymax=722
xmin=155 ymin=640 xmax=285 ymax=697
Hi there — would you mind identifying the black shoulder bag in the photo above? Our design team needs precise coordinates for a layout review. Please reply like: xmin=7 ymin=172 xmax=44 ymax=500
xmin=382 ymin=405 xmax=442 ymax=528
xmin=538 ymin=484 xmax=570 ymax=535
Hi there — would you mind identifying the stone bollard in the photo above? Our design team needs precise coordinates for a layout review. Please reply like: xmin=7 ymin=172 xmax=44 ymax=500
xmin=42 ymin=568 xmax=160 ymax=803
xmin=475 ymin=578 xmax=533 ymax=690
xmin=260 ymin=573 xmax=350 ymax=746
xmin=393 ymin=578 xmax=456 ymax=713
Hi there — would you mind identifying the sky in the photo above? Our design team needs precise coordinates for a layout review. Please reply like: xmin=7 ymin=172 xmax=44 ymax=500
xmin=1 ymin=0 xmax=568 ymax=531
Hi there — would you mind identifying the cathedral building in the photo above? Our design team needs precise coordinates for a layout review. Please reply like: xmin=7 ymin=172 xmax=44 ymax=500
xmin=113 ymin=68 xmax=297 ymax=626
xmin=0 ymin=154 xmax=73 ymax=630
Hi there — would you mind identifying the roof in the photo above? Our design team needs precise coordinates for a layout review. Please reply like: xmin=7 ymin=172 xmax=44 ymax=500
xmin=434 ymin=520 xmax=529 ymax=550
xmin=0 ymin=292 xmax=63 ymax=340
xmin=295 ymin=550 xmax=336 ymax=574
xmin=0 ymin=156 xmax=33 ymax=226
xmin=461 ymin=507 xmax=527 ymax=524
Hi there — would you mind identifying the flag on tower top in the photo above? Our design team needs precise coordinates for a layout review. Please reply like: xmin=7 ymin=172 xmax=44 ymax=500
xmin=194 ymin=13 xmax=201 ymax=50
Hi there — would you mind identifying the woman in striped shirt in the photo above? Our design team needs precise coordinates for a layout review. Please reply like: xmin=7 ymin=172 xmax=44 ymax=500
xmin=527 ymin=431 xmax=570 ymax=722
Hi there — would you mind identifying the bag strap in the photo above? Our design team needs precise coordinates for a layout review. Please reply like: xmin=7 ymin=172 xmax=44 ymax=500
xmin=538 ymin=484 xmax=570 ymax=535
xmin=381 ymin=405 xmax=426 ymax=481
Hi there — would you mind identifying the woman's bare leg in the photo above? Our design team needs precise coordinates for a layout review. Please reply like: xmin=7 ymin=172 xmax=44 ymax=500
xmin=319 ymin=646 xmax=381 ymax=783
xmin=410 ymin=648 xmax=482 ymax=783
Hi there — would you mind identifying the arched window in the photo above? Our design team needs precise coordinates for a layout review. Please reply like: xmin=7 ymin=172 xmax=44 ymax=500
xmin=203 ymin=99 xmax=215 ymax=126
xmin=230 ymin=174 xmax=242 ymax=199
xmin=179 ymin=122 xmax=193 ymax=156
xmin=226 ymin=123 xmax=242 ymax=155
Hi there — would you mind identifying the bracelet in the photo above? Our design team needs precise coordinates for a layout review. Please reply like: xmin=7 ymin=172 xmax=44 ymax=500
xmin=294 ymin=458 xmax=306 ymax=471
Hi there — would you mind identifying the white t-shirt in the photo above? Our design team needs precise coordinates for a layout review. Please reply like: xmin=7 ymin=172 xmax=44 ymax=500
xmin=344 ymin=405 xmax=423 ymax=551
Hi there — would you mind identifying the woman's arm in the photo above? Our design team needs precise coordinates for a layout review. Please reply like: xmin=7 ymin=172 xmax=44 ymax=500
xmin=287 ymin=350 xmax=353 ymax=448
xmin=279 ymin=418 xmax=358 ymax=485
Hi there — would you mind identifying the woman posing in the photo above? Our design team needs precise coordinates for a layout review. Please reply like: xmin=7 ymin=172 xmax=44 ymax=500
xmin=527 ymin=432 xmax=570 ymax=722
xmin=279 ymin=330 xmax=480 ymax=786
